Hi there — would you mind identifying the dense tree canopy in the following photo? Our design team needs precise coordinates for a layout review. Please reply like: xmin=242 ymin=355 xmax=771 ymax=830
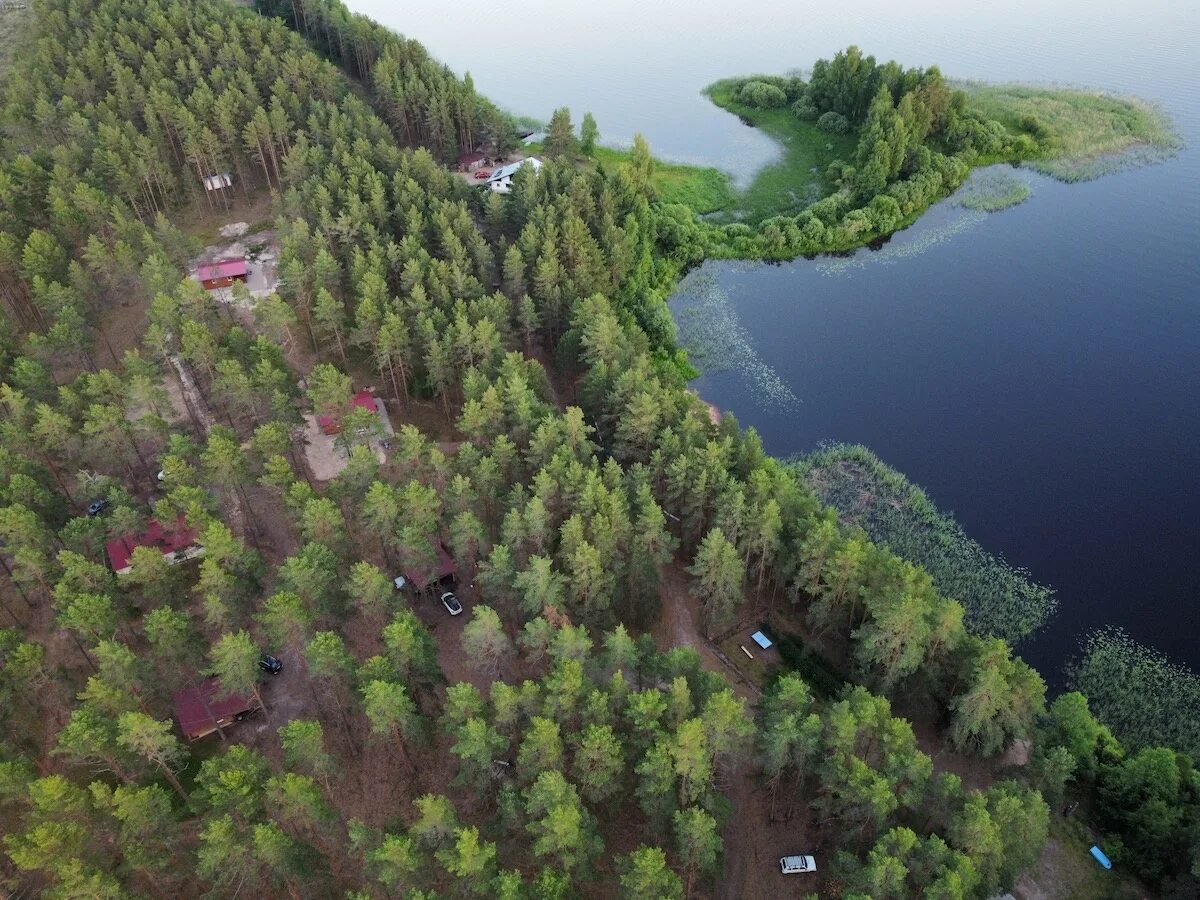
xmin=0 ymin=1 xmax=1185 ymax=897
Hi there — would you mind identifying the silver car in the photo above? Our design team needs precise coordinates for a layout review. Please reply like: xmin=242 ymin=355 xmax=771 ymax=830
xmin=780 ymin=855 xmax=816 ymax=875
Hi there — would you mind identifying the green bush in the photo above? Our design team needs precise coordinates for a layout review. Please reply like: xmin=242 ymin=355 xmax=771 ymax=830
xmin=792 ymin=98 xmax=819 ymax=121
xmin=737 ymin=80 xmax=788 ymax=109
xmin=817 ymin=111 xmax=850 ymax=134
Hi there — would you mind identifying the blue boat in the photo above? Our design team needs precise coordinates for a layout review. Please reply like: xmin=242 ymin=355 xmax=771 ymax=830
xmin=1090 ymin=846 xmax=1112 ymax=870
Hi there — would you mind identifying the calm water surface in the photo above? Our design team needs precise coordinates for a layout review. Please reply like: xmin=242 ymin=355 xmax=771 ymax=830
xmin=350 ymin=0 xmax=1200 ymax=679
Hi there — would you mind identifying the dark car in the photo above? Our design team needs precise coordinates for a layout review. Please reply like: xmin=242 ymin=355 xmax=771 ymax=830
xmin=86 ymin=500 xmax=109 ymax=517
xmin=440 ymin=591 xmax=464 ymax=616
xmin=259 ymin=654 xmax=283 ymax=675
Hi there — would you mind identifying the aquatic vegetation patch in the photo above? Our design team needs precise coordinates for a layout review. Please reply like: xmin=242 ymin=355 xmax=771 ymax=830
xmin=962 ymin=83 xmax=1180 ymax=182
xmin=814 ymin=209 xmax=985 ymax=276
xmin=1068 ymin=629 xmax=1200 ymax=758
xmin=793 ymin=443 xmax=1057 ymax=643
xmin=672 ymin=267 xmax=800 ymax=412
xmin=954 ymin=168 xmax=1032 ymax=212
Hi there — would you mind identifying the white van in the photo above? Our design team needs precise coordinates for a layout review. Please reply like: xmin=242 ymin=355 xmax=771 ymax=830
xmin=780 ymin=855 xmax=817 ymax=874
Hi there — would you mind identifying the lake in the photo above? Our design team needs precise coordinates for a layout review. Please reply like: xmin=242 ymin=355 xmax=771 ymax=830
xmin=347 ymin=0 xmax=1200 ymax=679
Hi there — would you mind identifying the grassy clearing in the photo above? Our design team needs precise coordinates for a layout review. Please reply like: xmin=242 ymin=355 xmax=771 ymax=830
xmin=524 ymin=141 xmax=736 ymax=215
xmin=955 ymin=167 xmax=1032 ymax=212
xmin=0 ymin=3 xmax=32 ymax=80
xmin=1021 ymin=818 xmax=1148 ymax=900
xmin=963 ymin=83 xmax=1179 ymax=181
xmin=794 ymin=444 xmax=1056 ymax=644
xmin=705 ymin=78 xmax=858 ymax=223
xmin=1068 ymin=629 xmax=1200 ymax=758
xmin=590 ymin=145 xmax=736 ymax=215
xmin=718 ymin=633 xmax=774 ymax=687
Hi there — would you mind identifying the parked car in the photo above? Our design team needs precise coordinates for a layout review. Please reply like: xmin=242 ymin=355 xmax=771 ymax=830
xmin=259 ymin=654 xmax=283 ymax=675
xmin=440 ymin=591 xmax=463 ymax=616
xmin=474 ymin=169 xmax=491 ymax=179
xmin=86 ymin=500 xmax=109 ymax=517
xmin=780 ymin=855 xmax=817 ymax=875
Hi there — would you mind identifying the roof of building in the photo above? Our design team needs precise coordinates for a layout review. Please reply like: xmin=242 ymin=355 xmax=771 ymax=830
xmin=486 ymin=157 xmax=543 ymax=182
xmin=751 ymin=631 xmax=773 ymax=650
xmin=409 ymin=542 xmax=456 ymax=589
xmin=197 ymin=258 xmax=248 ymax=282
xmin=173 ymin=677 xmax=257 ymax=740
xmin=105 ymin=516 xmax=200 ymax=574
xmin=202 ymin=172 xmax=232 ymax=190
xmin=318 ymin=389 xmax=380 ymax=434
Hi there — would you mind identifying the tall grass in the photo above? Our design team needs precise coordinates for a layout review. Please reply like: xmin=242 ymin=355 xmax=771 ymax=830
xmin=0 ymin=3 xmax=32 ymax=80
xmin=522 ymin=142 xmax=736 ymax=216
xmin=954 ymin=168 xmax=1032 ymax=212
xmin=962 ymin=83 xmax=1180 ymax=182
xmin=589 ymin=146 xmax=736 ymax=215
xmin=794 ymin=443 xmax=1056 ymax=643
xmin=704 ymin=78 xmax=858 ymax=224
xmin=1068 ymin=629 xmax=1200 ymax=758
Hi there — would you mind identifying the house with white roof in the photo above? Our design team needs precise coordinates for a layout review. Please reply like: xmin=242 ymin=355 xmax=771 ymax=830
xmin=485 ymin=157 xmax=543 ymax=194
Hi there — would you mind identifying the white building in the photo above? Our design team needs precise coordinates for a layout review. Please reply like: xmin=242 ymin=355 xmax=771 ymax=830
xmin=485 ymin=157 xmax=543 ymax=194
xmin=202 ymin=172 xmax=232 ymax=191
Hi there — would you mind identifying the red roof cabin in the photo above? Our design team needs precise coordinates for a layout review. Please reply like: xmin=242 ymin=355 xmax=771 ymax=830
xmin=406 ymin=541 xmax=457 ymax=593
xmin=174 ymin=677 xmax=261 ymax=741
xmin=105 ymin=516 xmax=205 ymax=576
xmin=318 ymin=389 xmax=381 ymax=436
xmin=197 ymin=258 xmax=249 ymax=290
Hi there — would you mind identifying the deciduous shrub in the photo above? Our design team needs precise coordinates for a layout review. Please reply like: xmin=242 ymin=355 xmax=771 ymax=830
xmin=817 ymin=111 xmax=851 ymax=134
xmin=736 ymin=80 xmax=788 ymax=109
xmin=792 ymin=97 xmax=819 ymax=120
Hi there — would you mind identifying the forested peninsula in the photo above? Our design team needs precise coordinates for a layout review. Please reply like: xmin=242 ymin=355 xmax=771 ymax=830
xmin=0 ymin=1 xmax=1196 ymax=898
xmin=650 ymin=47 xmax=1177 ymax=259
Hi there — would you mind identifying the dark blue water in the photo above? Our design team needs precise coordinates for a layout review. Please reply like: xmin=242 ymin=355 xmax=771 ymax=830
xmin=672 ymin=147 xmax=1200 ymax=678
xmin=351 ymin=0 xmax=1200 ymax=678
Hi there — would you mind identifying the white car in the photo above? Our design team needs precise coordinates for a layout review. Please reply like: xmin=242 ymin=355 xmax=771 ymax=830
xmin=780 ymin=855 xmax=817 ymax=875
xmin=440 ymin=591 xmax=463 ymax=616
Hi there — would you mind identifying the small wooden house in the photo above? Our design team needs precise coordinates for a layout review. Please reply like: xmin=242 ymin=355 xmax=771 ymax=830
xmin=174 ymin=678 xmax=260 ymax=741
xmin=105 ymin=516 xmax=205 ymax=576
xmin=197 ymin=258 xmax=248 ymax=290
xmin=202 ymin=172 xmax=233 ymax=191
xmin=318 ymin=389 xmax=382 ymax=436
xmin=456 ymin=151 xmax=492 ymax=172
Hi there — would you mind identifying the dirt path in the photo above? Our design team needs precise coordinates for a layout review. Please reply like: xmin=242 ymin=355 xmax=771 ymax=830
xmin=653 ymin=563 xmax=758 ymax=702
xmin=168 ymin=354 xmax=248 ymax=536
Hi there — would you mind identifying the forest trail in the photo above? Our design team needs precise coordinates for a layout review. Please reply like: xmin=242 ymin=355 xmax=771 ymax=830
xmin=654 ymin=563 xmax=756 ymax=703
xmin=168 ymin=353 xmax=248 ymax=537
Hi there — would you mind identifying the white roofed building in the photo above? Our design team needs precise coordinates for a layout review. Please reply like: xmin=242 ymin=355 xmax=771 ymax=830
xmin=485 ymin=157 xmax=542 ymax=194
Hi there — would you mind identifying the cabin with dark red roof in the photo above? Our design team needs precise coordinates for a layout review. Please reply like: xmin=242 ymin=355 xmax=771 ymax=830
xmin=405 ymin=541 xmax=456 ymax=593
xmin=456 ymin=150 xmax=492 ymax=172
xmin=173 ymin=677 xmax=260 ymax=741
xmin=105 ymin=516 xmax=205 ymax=576
xmin=197 ymin=258 xmax=249 ymax=290
xmin=318 ymin=389 xmax=382 ymax=436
